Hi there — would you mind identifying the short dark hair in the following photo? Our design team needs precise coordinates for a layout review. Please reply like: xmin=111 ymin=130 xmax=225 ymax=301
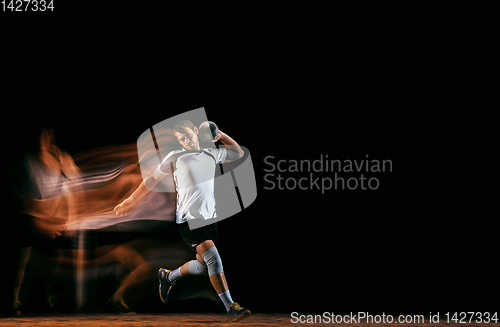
xmin=174 ymin=120 xmax=196 ymax=133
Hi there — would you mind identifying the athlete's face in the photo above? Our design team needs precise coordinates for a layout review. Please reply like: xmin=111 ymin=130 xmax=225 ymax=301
xmin=39 ymin=129 xmax=60 ymax=172
xmin=175 ymin=127 xmax=200 ymax=150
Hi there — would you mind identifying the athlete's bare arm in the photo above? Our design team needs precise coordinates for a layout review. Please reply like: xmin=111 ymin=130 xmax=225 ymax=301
xmin=59 ymin=150 xmax=82 ymax=235
xmin=113 ymin=168 xmax=166 ymax=216
xmin=213 ymin=131 xmax=244 ymax=163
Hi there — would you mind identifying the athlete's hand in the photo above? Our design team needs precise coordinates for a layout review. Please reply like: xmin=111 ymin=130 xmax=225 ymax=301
xmin=212 ymin=130 xmax=223 ymax=143
xmin=114 ymin=198 xmax=135 ymax=216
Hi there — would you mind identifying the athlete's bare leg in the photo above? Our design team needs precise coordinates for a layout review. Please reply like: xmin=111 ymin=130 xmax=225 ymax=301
xmin=159 ymin=237 xmax=249 ymax=320
xmin=196 ymin=240 xmax=228 ymax=294
xmin=177 ymin=239 xmax=228 ymax=294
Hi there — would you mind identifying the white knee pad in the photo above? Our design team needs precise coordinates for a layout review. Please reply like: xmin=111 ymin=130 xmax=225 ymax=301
xmin=202 ymin=247 xmax=224 ymax=277
xmin=188 ymin=259 xmax=208 ymax=275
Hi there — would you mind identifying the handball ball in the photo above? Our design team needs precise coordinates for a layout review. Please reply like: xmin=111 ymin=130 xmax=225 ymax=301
xmin=199 ymin=121 xmax=219 ymax=142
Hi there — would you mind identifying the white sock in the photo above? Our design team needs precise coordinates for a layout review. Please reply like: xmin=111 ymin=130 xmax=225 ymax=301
xmin=218 ymin=290 xmax=234 ymax=312
xmin=168 ymin=268 xmax=183 ymax=283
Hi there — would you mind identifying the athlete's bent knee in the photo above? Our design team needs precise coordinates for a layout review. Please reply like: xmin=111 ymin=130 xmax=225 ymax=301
xmin=188 ymin=259 xmax=208 ymax=275
xmin=196 ymin=253 xmax=205 ymax=265
xmin=202 ymin=247 xmax=223 ymax=277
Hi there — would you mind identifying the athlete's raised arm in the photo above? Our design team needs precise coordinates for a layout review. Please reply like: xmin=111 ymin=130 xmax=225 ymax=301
xmin=213 ymin=130 xmax=244 ymax=163
xmin=113 ymin=167 xmax=167 ymax=216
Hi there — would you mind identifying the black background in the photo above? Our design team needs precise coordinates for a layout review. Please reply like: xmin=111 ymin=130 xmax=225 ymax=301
xmin=1 ymin=0 xmax=497 ymax=316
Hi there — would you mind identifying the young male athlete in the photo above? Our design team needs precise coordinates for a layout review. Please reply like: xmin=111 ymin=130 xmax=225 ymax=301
xmin=12 ymin=128 xmax=80 ymax=315
xmin=114 ymin=120 xmax=250 ymax=322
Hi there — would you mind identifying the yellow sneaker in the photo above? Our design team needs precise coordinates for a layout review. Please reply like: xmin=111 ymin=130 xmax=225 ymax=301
xmin=227 ymin=302 xmax=251 ymax=322
xmin=158 ymin=268 xmax=175 ymax=304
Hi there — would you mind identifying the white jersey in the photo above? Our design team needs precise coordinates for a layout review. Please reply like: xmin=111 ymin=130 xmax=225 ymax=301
xmin=25 ymin=153 xmax=69 ymax=200
xmin=157 ymin=148 xmax=227 ymax=224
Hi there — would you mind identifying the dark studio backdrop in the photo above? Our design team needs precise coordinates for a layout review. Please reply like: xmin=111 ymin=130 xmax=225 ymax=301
xmin=1 ymin=1 xmax=497 ymax=316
